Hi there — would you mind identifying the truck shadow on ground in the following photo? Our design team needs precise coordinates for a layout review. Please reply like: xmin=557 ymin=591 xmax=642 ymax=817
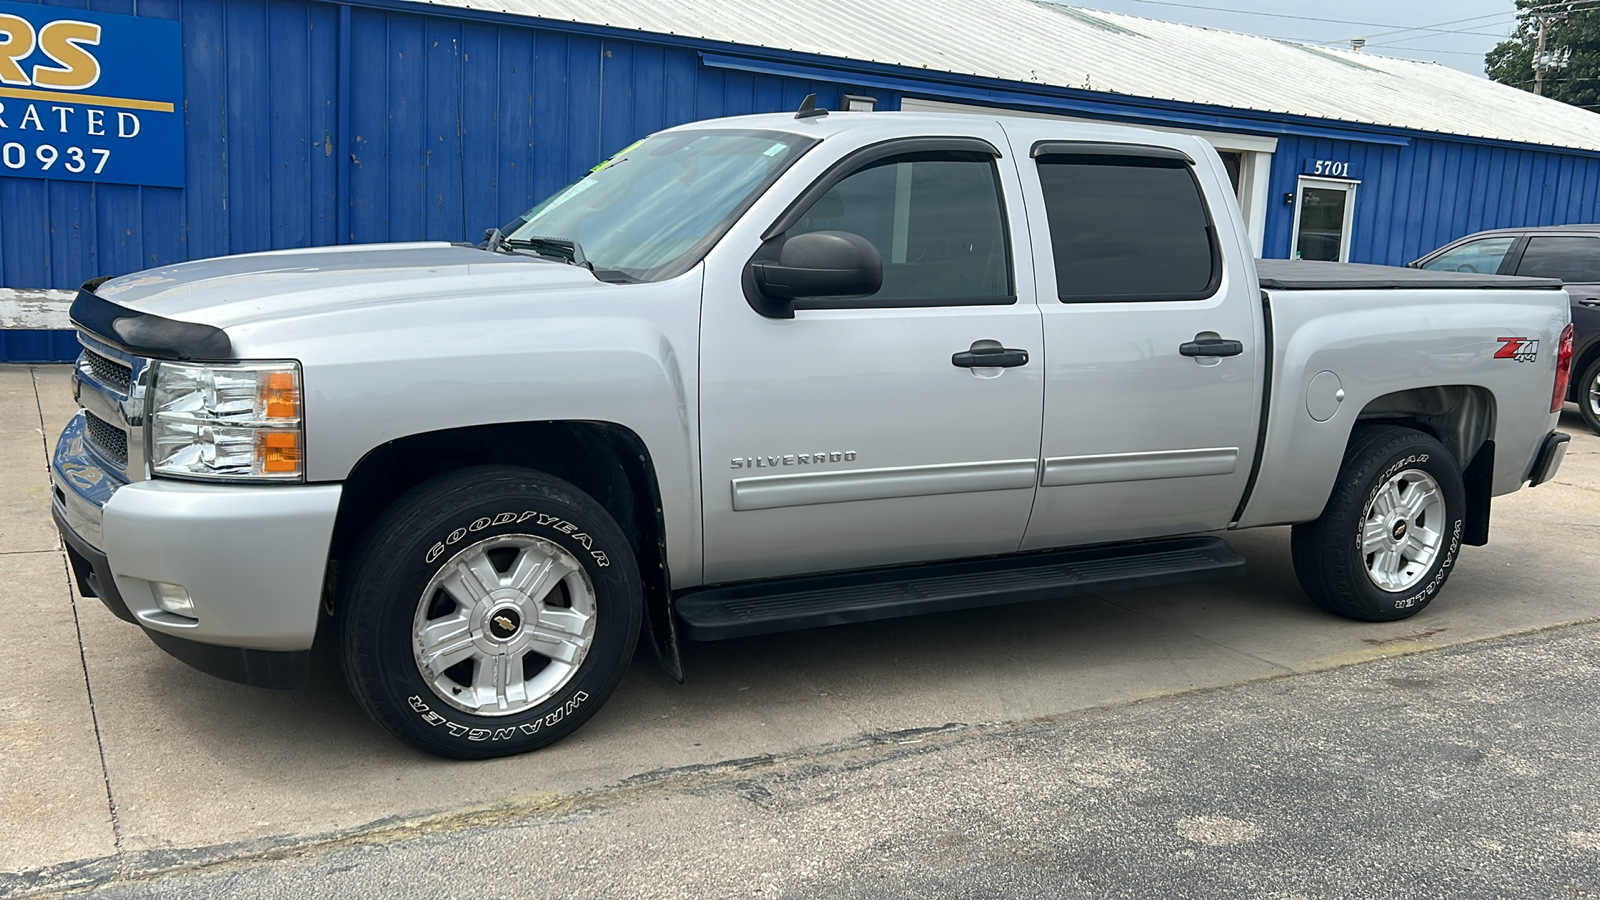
xmin=86 ymin=407 xmax=1600 ymax=777
xmin=85 ymin=483 xmax=1596 ymax=856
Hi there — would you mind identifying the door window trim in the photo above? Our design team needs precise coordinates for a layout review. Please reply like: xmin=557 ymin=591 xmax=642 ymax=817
xmin=1497 ymin=235 xmax=1531 ymax=275
xmin=744 ymin=136 xmax=1019 ymax=312
xmin=761 ymin=136 xmax=1003 ymax=240
xmin=1032 ymin=147 xmax=1223 ymax=303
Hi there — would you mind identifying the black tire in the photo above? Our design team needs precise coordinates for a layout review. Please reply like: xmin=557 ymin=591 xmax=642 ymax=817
xmin=1291 ymin=426 xmax=1466 ymax=622
xmin=1578 ymin=356 xmax=1600 ymax=436
xmin=339 ymin=466 xmax=641 ymax=759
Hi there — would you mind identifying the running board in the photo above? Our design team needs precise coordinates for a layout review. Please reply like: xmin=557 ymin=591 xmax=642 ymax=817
xmin=675 ymin=536 xmax=1246 ymax=641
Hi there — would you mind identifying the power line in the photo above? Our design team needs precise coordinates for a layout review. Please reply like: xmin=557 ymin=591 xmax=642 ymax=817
xmin=1070 ymin=0 xmax=1518 ymax=38
xmin=1368 ymin=46 xmax=1500 ymax=57
xmin=1359 ymin=10 xmax=1531 ymax=40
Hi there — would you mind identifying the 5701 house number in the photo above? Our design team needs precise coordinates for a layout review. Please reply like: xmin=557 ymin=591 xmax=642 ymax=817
xmin=1309 ymin=159 xmax=1353 ymax=178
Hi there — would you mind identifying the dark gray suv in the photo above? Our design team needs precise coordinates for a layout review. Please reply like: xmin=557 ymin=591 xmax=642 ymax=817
xmin=1413 ymin=225 xmax=1600 ymax=434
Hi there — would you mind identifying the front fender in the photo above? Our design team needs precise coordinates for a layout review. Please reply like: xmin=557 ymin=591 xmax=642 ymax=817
xmin=227 ymin=272 xmax=705 ymax=585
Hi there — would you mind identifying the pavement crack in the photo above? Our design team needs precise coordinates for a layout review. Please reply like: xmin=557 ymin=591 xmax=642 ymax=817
xmin=36 ymin=365 xmax=127 ymax=869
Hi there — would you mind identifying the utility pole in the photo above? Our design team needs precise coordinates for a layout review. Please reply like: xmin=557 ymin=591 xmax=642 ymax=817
xmin=1530 ymin=5 xmax=1572 ymax=97
xmin=1534 ymin=12 xmax=1549 ymax=95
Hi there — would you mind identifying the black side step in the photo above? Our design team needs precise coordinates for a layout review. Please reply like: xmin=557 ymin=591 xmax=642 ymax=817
xmin=675 ymin=536 xmax=1245 ymax=641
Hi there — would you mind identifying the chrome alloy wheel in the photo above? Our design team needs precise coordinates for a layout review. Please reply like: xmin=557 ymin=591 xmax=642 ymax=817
xmin=1360 ymin=468 xmax=1446 ymax=593
xmin=413 ymin=534 xmax=596 ymax=716
xmin=1588 ymin=366 xmax=1600 ymax=419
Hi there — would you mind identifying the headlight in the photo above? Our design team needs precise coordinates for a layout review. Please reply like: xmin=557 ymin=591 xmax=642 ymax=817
xmin=149 ymin=360 xmax=304 ymax=480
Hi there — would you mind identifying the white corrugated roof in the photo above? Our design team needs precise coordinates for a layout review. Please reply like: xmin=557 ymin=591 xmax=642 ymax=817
xmin=414 ymin=0 xmax=1600 ymax=153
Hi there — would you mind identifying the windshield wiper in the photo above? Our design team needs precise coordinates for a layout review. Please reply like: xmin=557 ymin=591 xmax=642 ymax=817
xmin=505 ymin=235 xmax=592 ymax=270
xmin=480 ymin=229 xmax=594 ymax=271
xmin=481 ymin=229 xmax=635 ymax=282
xmin=480 ymin=227 xmax=510 ymax=253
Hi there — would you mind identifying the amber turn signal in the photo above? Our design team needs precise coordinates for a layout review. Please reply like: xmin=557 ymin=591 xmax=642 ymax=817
xmin=262 ymin=370 xmax=300 ymax=420
xmin=257 ymin=430 xmax=302 ymax=474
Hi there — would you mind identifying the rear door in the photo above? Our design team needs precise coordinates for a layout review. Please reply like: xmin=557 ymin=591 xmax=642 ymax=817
xmin=1512 ymin=234 xmax=1600 ymax=404
xmin=697 ymin=129 xmax=1045 ymax=584
xmin=1512 ymin=233 xmax=1600 ymax=306
xmin=1000 ymin=122 xmax=1264 ymax=550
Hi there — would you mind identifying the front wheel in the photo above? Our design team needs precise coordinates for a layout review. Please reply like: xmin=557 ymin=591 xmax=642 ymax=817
xmin=1578 ymin=356 xmax=1600 ymax=436
xmin=339 ymin=466 xmax=641 ymax=759
xmin=1291 ymin=426 xmax=1466 ymax=622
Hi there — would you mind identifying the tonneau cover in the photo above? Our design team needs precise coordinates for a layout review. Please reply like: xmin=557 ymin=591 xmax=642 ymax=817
xmin=1256 ymin=259 xmax=1562 ymax=291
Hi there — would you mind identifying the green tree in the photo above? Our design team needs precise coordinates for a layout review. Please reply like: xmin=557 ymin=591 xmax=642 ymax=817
xmin=1487 ymin=0 xmax=1600 ymax=110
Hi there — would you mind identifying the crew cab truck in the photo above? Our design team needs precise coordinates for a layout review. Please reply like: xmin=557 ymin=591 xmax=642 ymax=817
xmin=51 ymin=109 xmax=1574 ymax=759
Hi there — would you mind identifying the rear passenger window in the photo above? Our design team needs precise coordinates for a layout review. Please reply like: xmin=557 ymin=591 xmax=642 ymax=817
xmin=1514 ymin=236 xmax=1600 ymax=283
xmin=784 ymin=151 xmax=1012 ymax=306
xmin=1036 ymin=155 xmax=1219 ymax=302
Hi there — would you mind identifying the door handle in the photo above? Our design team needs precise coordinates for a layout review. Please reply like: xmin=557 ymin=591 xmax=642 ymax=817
xmin=1179 ymin=336 xmax=1244 ymax=358
xmin=952 ymin=347 xmax=1029 ymax=368
xmin=1581 ymin=298 xmax=1600 ymax=307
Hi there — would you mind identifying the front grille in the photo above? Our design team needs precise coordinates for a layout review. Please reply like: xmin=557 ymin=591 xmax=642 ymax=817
xmin=83 ymin=349 xmax=132 ymax=394
xmin=83 ymin=410 xmax=129 ymax=467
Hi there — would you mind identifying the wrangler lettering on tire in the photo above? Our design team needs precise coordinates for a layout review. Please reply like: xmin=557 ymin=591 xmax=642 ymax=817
xmin=339 ymin=466 xmax=641 ymax=760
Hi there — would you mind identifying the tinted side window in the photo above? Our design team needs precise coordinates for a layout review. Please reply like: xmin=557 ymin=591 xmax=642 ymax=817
xmin=1420 ymin=237 xmax=1517 ymax=275
xmin=1037 ymin=155 xmax=1219 ymax=302
xmin=1514 ymin=236 xmax=1600 ymax=283
xmin=785 ymin=151 xmax=1012 ymax=306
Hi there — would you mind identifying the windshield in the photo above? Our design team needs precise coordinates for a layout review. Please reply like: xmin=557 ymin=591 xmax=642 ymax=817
xmin=503 ymin=129 xmax=816 ymax=282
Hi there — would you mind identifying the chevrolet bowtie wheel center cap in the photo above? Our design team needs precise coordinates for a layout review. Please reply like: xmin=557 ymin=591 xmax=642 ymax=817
xmin=1391 ymin=519 xmax=1409 ymax=542
xmin=487 ymin=606 xmax=522 ymax=641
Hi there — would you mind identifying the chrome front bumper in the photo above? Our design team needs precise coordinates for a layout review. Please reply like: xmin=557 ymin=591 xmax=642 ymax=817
xmin=51 ymin=410 xmax=344 ymax=688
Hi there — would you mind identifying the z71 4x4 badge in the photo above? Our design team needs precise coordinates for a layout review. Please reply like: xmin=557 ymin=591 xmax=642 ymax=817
xmin=1494 ymin=337 xmax=1539 ymax=362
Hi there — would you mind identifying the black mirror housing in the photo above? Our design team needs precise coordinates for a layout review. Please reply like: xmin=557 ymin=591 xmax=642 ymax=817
xmin=750 ymin=231 xmax=883 ymax=314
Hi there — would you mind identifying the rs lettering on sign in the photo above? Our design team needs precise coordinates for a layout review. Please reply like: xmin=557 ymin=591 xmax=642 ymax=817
xmin=0 ymin=1 xmax=183 ymax=187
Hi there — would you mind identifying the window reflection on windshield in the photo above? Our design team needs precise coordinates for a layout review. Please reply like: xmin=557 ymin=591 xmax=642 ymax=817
xmin=504 ymin=130 xmax=814 ymax=283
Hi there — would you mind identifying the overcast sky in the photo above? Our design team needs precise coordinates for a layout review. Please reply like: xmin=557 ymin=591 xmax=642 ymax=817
xmin=1069 ymin=0 xmax=1520 ymax=76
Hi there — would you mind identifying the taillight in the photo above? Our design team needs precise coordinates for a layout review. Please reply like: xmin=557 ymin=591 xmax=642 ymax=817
xmin=1552 ymin=322 xmax=1574 ymax=413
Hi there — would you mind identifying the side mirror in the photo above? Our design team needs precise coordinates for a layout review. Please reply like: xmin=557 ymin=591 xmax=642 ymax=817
xmin=749 ymin=231 xmax=883 ymax=317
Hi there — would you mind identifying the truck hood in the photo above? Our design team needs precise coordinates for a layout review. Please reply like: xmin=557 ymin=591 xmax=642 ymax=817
xmin=95 ymin=242 xmax=605 ymax=330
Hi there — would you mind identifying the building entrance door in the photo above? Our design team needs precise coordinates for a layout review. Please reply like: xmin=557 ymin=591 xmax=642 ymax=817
xmin=1291 ymin=176 xmax=1358 ymax=262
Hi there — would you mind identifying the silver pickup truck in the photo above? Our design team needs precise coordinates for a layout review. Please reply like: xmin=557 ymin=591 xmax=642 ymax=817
xmin=51 ymin=109 xmax=1575 ymax=759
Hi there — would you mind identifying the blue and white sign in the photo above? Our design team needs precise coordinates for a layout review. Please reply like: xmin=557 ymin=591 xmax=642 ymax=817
xmin=0 ymin=2 xmax=182 ymax=187
xmin=1301 ymin=157 xmax=1362 ymax=181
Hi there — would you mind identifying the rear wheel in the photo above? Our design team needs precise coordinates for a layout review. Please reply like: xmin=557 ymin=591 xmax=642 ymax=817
xmin=339 ymin=466 xmax=641 ymax=759
xmin=1578 ymin=356 xmax=1600 ymax=435
xmin=1291 ymin=426 xmax=1466 ymax=622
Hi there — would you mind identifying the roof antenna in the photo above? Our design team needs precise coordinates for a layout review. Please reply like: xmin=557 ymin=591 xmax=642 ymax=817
xmin=795 ymin=93 xmax=828 ymax=119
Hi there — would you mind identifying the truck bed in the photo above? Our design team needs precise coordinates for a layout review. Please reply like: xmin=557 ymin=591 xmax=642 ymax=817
xmin=1256 ymin=259 xmax=1563 ymax=292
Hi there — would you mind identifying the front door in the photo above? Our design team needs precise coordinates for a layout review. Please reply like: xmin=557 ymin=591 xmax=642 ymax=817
xmin=698 ymin=133 xmax=1044 ymax=584
xmin=999 ymin=121 xmax=1263 ymax=550
xmin=1291 ymin=176 xmax=1358 ymax=262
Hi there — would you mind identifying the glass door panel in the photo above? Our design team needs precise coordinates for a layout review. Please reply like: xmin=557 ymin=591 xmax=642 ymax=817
xmin=1292 ymin=177 xmax=1357 ymax=263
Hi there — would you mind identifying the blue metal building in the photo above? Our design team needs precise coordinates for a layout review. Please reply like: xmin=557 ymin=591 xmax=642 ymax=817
xmin=5 ymin=0 xmax=1600 ymax=360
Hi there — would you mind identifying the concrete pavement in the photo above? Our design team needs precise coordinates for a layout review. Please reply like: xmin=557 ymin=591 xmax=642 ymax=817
xmin=2 ymin=362 xmax=1598 ymax=897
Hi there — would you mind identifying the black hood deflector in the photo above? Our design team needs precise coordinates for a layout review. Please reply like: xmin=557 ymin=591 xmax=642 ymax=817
xmin=70 ymin=284 xmax=233 ymax=360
